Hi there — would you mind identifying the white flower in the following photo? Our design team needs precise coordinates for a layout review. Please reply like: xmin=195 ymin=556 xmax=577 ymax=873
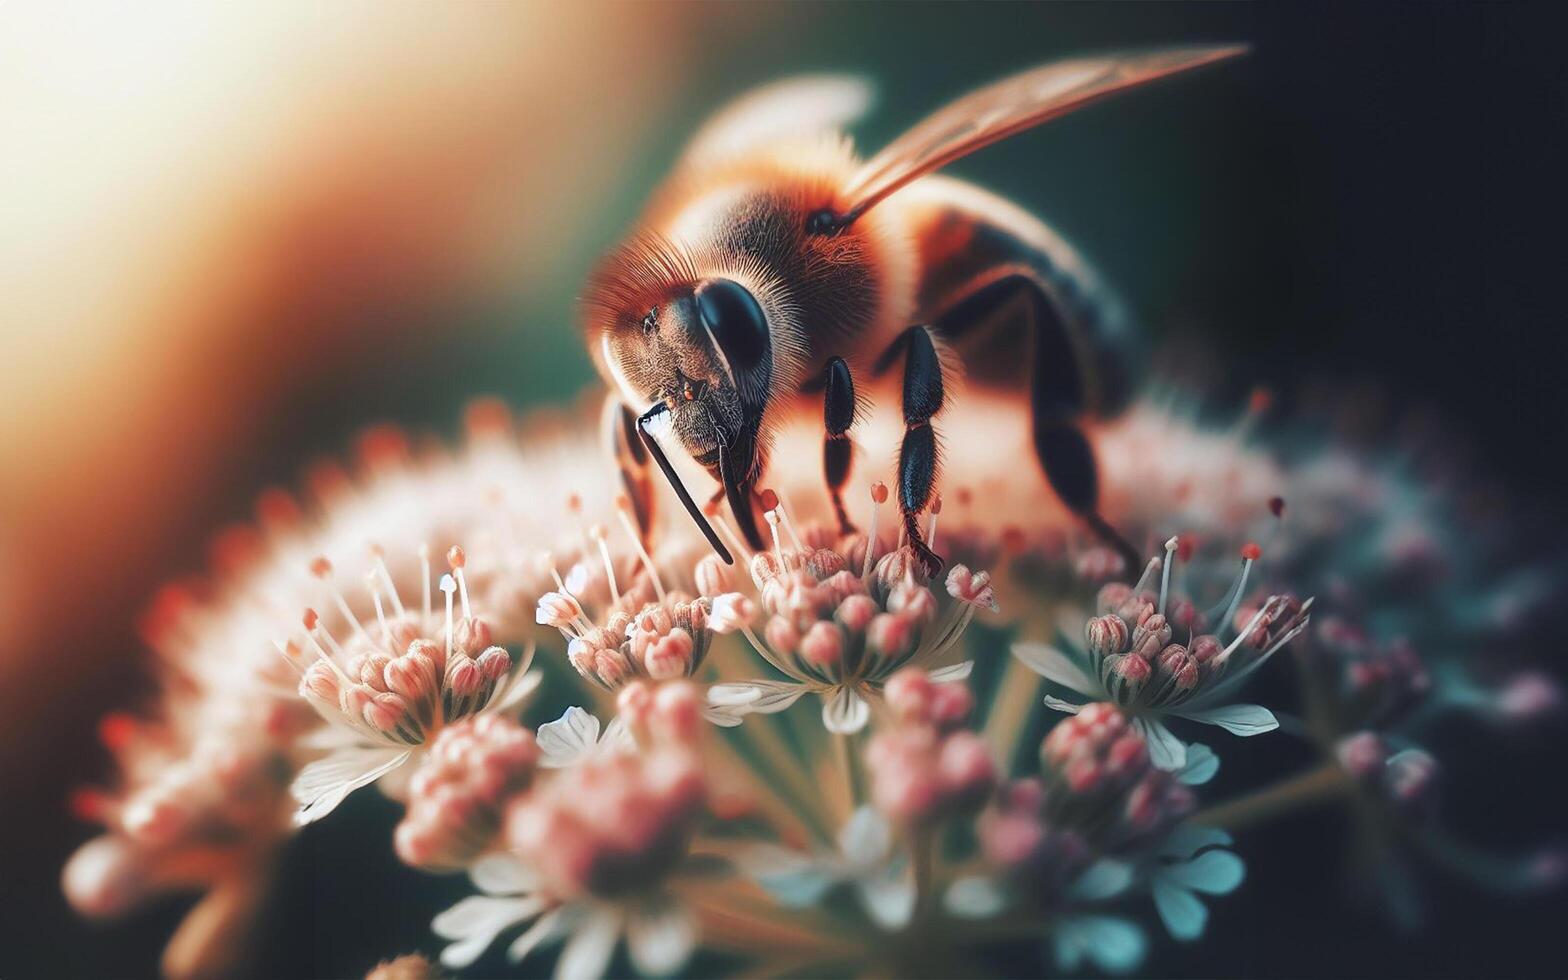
xmin=740 ymin=806 xmax=916 ymax=930
xmin=534 ymin=706 xmax=632 ymax=768
xmin=433 ymin=853 xmax=698 ymax=978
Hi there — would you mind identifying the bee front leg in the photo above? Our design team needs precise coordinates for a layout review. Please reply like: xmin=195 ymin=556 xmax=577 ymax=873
xmin=821 ymin=357 xmax=858 ymax=535
xmin=896 ymin=326 xmax=946 ymax=576
xmin=602 ymin=395 xmax=655 ymax=547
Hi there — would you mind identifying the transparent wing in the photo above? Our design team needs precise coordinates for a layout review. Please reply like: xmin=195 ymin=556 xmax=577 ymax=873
xmin=842 ymin=46 xmax=1246 ymax=219
xmin=681 ymin=75 xmax=873 ymax=167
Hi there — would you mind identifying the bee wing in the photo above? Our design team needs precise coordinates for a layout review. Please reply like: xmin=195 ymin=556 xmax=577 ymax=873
xmin=842 ymin=46 xmax=1246 ymax=218
xmin=680 ymin=75 xmax=874 ymax=168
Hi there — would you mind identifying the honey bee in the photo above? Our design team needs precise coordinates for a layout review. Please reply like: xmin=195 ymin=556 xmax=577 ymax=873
xmin=584 ymin=46 xmax=1245 ymax=571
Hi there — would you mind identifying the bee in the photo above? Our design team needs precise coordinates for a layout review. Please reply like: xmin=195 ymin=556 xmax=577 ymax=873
xmin=584 ymin=46 xmax=1245 ymax=572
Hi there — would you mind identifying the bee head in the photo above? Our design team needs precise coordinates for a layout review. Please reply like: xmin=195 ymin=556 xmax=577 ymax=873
xmin=586 ymin=238 xmax=784 ymax=554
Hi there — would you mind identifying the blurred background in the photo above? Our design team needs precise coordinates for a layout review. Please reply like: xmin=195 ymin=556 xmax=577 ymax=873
xmin=2 ymin=3 xmax=1563 ymax=977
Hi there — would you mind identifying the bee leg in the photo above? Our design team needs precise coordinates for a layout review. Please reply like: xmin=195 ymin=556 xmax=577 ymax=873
xmin=896 ymin=326 xmax=946 ymax=576
xmin=822 ymin=357 xmax=858 ymax=535
xmin=602 ymin=395 xmax=655 ymax=547
xmin=930 ymin=272 xmax=1140 ymax=574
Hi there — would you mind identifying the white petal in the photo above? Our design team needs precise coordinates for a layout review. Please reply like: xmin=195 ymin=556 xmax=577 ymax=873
xmin=738 ymin=844 xmax=838 ymax=906
xmin=537 ymin=707 xmax=602 ymax=768
xmin=822 ymin=687 xmax=870 ymax=734
xmin=928 ymin=660 xmax=974 ymax=682
xmin=837 ymin=806 xmax=891 ymax=861
xmin=1066 ymin=859 xmax=1134 ymax=901
xmin=626 ymin=900 xmax=697 ymax=976
xmin=706 ymin=682 xmax=765 ymax=707
xmin=1152 ymin=878 xmax=1208 ymax=941
xmin=508 ymin=908 xmax=566 ymax=963
xmin=1165 ymin=850 xmax=1246 ymax=895
xmin=1055 ymin=915 xmax=1147 ymax=975
xmin=1011 ymin=643 xmax=1099 ymax=696
xmin=1177 ymin=743 xmax=1220 ymax=785
xmin=554 ymin=906 xmax=621 ymax=980
xmin=290 ymin=746 xmax=410 ymax=826
xmin=434 ymin=895 xmax=544 ymax=969
xmin=1157 ymin=824 xmax=1234 ymax=861
xmin=944 ymin=876 xmax=1007 ymax=919
xmin=702 ymin=705 xmax=746 ymax=727
xmin=1174 ymin=703 xmax=1279 ymax=737
xmin=470 ymin=852 xmax=539 ymax=896
xmin=601 ymin=715 xmax=634 ymax=752
xmin=857 ymin=864 xmax=915 ymax=930
xmin=1134 ymin=718 xmax=1187 ymax=771
xmin=1043 ymin=694 xmax=1085 ymax=714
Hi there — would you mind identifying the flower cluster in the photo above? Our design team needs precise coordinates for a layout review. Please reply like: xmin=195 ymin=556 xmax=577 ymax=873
xmin=865 ymin=669 xmax=997 ymax=826
xmin=288 ymin=545 xmax=539 ymax=825
xmin=709 ymin=487 xmax=996 ymax=733
xmin=1016 ymin=537 xmax=1311 ymax=769
xmin=395 ymin=714 xmax=541 ymax=870
xmin=433 ymin=683 xmax=710 ymax=977
xmin=59 ymin=385 xmax=1565 ymax=979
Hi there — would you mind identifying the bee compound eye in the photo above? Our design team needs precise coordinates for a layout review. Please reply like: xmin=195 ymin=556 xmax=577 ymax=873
xmin=694 ymin=278 xmax=769 ymax=374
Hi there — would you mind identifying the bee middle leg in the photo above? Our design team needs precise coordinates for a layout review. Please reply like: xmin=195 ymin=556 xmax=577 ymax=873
xmin=892 ymin=325 xmax=947 ymax=577
xmin=821 ymin=356 xmax=858 ymax=535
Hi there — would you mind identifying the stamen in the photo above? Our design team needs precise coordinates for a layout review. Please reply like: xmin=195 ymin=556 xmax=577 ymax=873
xmin=927 ymin=493 xmax=943 ymax=551
xmin=762 ymin=491 xmax=787 ymax=567
xmin=447 ymin=547 xmax=472 ymax=620
xmin=1210 ymin=543 xmax=1260 ymax=634
xmin=440 ymin=574 xmax=456 ymax=662
xmin=419 ymin=543 xmax=432 ymax=624
xmin=615 ymin=496 xmax=667 ymax=603
xmin=864 ymin=482 xmax=888 ymax=580
xmin=1132 ymin=553 xmax=1162 ymax=594
xmin=1217 ymin=595 xmax=1284 ymax=662
xmin=1157 ymin=536 xmax=1179 ymax=615
xmin=547 ymin=560 xmax=592 ymax=636
xmin=770 ymin=487 xmax=807 ymax=553
xmin=312 ymin=556 xmax=371 ymax=643
xmin=591 ymin=524 xmax=621 ymax=606
xmin=370 ymin=546 xmax=406 ymax=619
xmin=367 ymin=573 xmax=395 ymax=651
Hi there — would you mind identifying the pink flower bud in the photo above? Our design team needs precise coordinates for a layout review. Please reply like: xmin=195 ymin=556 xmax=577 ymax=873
xmin=820 ymin=570 xmax=867 ymax=604
xmin=929 ymin=682 xmax=975 ymax=730
xmin=651 ymin=681 xmax=702 ymax=743
xmin=618 ymin=680 xmax=655 ymax=731
xmin=446 ymin=656 xmax=482 ymax=697
xmin=645 ymin=628 xmax=695 ymax=679
xmin=1110 ymin=652 xmax=1152 ymax=685
xmin=884 ymin=668 xmax=935 ymax=724
xmin=868 ymin=613 xmax=914 ymax=659
xmin=475 ymin=646 xmax=512 ymax=682
xmin=946 ymin=565 xmax=999 ymax=612
xmin=888 ymin=583 xmax=938 ymax=623
xmin=363 ymin=691 xmax=410 ymax=732
xmin=359 ymin=653 xmax=393 ymax=691
xmin=765 ymin=615 xmax=801 ymax=653
xmin=384 ymin=650 xmax=438 ymax=702
xmin=300 ymin=661 xmax=340 ymax=704
xmin=799 ymin=621 xmax=844 ymax=668
xmin=938 ymin=731 xmax=996 ymax=799
xmin=1156 ymin=645 xmax=1199 ymax=690
xmin=567 ymin=637 xmax=597 ymax=676
xmin=1334 ymin=731 xmax=1389 ymax=781
xmin=1085 ymin=614 xmax=1129 ymax=659
xmin=1130 ymin=614 xmax=1172 ymax=659
xmin=536 ymin=591 xmax=584 ymax=629
xmin=805 ymin=548 xmax=848 ymax=579
xmin=708 ymin=593 xmax=756 ymax=634
xmin=836 ymin=594 xmax=878 ymax=633
xmin=454 ymin=617 xmax=492 ymax=656
xmin=1189 ymin=634 xmax=1223 ymax=664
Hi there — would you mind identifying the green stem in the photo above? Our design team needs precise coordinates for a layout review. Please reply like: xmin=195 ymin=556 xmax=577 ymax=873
xmin=1192 ymin=761 xmax=1351 ymax=831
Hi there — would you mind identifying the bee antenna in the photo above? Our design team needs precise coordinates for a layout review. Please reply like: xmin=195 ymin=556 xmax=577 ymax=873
xmin=637 ymin=403 xmax=735 ymax=565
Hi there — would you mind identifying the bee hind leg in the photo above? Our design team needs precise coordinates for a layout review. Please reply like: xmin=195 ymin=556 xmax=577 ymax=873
xmin=821 ymin=357 xmax=858 ymax=535
xmin=931 ymin=271 xmax=1140 ymax=575
xmin=894 ymin=326 xmax=946 ymax=577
